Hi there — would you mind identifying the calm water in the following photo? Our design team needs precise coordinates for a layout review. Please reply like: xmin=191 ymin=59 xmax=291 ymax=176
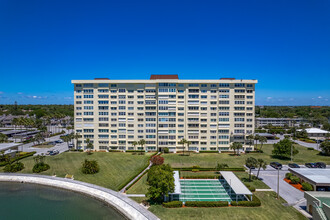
xmin=0 ymin=182 xmax=125 ymax=220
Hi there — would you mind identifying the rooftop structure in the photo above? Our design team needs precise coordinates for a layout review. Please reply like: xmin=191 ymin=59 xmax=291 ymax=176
xmin=297 ymin=128 xmax=330 ymax=140
xmin=305 ymin=191 xmax=330 ymax=219
xmin=256 ymin=117 xmax=308 ymax=128
xmin=220 ymin=171 xmax=252 ymax=197
xmin=289 ymin=168 xmax=330 ymax=191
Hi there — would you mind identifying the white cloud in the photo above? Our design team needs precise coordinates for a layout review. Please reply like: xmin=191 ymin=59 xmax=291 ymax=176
xmin=318 ymin=96 xmax=322 ymax=99
xmin=17 ymin=92 xmax=23 ymax=95
xmin=266 ymin=97 xmax=272 ymax=100
xmin=33 ymin=96 xmax=37 ymax=99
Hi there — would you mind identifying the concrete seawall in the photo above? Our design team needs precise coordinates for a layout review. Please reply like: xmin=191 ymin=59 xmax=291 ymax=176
xmin=0 ymin=173 xmax=159 ymax=220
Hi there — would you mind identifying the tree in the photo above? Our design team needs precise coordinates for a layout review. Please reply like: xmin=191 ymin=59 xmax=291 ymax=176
xmin=320 ymin=141 xmax=330 ymax=156
xmin=247 ymin=134 xmax=254 ymax=148
xmin=254 ymin=134 xmax=260 ymax=149
xmin=256 ymin=159 xmax=267 ymax=179
xmin=138 ymin=139 xmax=146 ymax=152
xmin=146 ymin=164 xmax=174 ymax=203
xmin=132 ymin=141 xmax=138 ymax=151
xmin=150 ymin=155 xmax=164 ymax=165
xmin=0 ymin=133 xmax=8 ymax=143
xmin=258 ymin=136 xmax=268 ymax=151
xmin=230 ymin=142 xmax=242 ymax=156
xmin=86 ymin=138 xmax=93 ymax=155
xmin=245 ymin=157 xmax=258 ymax=182
xmin=34 ymin=132 xmax=45 ymax=145
xmin=33 ymin=154 xmax=50 ymax=173
xmin=272 ymin=138 xmax=299 ymax=159
xmin=179 ymin=138 xmax=187 ymax=156
xmin=82 ymin=159 xmax=99 ymax=174
xmin=73 ymin=132 xmax=81 ymax=150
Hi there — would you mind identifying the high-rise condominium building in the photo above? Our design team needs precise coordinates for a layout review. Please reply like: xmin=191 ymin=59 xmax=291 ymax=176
xmin=72 ymin=75 xmax=257 ymax=152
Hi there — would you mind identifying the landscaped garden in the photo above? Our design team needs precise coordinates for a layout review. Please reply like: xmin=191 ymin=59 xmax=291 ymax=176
xmin=0 ymin=152 xmax=152 ymax=191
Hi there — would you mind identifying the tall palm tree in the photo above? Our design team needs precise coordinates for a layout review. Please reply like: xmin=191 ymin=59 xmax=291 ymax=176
xmin=138 ymin=139 xmax=146 ymax=152
xmin=258 ymin=136 xmax=268 ymax=151
xmin=86 ymin=138 xmax=93 ymax=154
xmin=256 ymin=159 xmax=267 ymax=179
xmin=254 ymin=134 xmax=260 ymax=150
xmin=179 ymin=138 xmax=187 ymax=156
xmin=186 ymin=140 xmax=191 ymax=155
xmin=73 ymin=132 xmax=81 ymax=150
xmin=132 ymin=141 xmax=138 ymax=151
xmin=230 ymin=142 xmax=242 ymax=156
xmin=246 ymin=157 xmax=258 ymax=182
xmin=247 ymin=134 xmax=254 ymax=149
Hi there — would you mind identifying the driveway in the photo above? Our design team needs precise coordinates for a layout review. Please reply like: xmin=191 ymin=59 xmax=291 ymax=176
xmin=251 ymin=165 xmax=304 ymax=205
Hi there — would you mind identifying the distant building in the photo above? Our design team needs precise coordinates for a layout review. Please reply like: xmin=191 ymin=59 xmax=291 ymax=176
xmin=297 ymin=128 xmax=330 ymax=140
xmin=289 ymin=168 xmax=330 ymax=191
xmin=255 ymin=117 xmax=308 ymax=128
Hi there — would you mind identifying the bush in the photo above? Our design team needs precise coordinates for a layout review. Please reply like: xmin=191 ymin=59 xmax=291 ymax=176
xmin=231 ymin=195 xmax=261 ymax=207
xmin=150 ymin=155 xmax=164 ymax=165
xmin=290 ymin=176 xmax=300 ymax=184
xmin=244 ymin=184 xmax=256 ymax=192
xmin=302 ymin=182 xmax=313 ymax=191
xmin=33 ymin=163 xmax=50 ymax=173
xmin=307 ymin=147 xmax=314 ymax=151
xmin=185 ymin=201 xmax=228 ymax=207
xmin=163 ymin=147 xmax=169 ymax=153
xmin=4 ymin=162 xmax=24 ymax=172
xmin=0 ymin=152 xmax=36 ymax=167
xmin=285 ymin=173 xmax=293 ymax=179
xmin=82 ymin=159 xmax=99 ymax=174
xmin=163 ymin=201 xmax=182 ymax=208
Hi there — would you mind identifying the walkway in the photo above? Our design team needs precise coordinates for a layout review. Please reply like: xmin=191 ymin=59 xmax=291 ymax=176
xmin=0 ymin=173 xmax=159 ymax=220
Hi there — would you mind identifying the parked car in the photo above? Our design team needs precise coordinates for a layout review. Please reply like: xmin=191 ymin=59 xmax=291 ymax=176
xmin=246 ymin=164 xmax=255 ymax=169
xmin=288 ymin=163 xmax=300 ymax=168
xmin=55 ymin=140 xmax=63 ymax=143
xmin=49 ymin=150 xmax=59 ymax=156
xmin=305 ymin=163 xmax=318 ymax=168
xmin=316 ymin=162 xmax=326 ymax=169
xmin=270 ymin=162 xmax=282 ymax=170
xmin=68 ymin=144 xmax=74 ymax=148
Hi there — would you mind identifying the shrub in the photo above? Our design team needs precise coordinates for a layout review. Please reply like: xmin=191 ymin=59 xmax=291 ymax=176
xmin=163 ymin=201 xmax=182 ymax=208
xmin=231 ymin=195 xmax=261 ymax=207
xmin=185 ymin=201 xmax=228 ymax=207
xmin=290 ymin=176 xmax=300 ymax=184
xmin=82 ymin=159 xmax=99 ymax=174
xmin=163 ymin=147 xmax=169 ymax=153
xmin=150 ymin=155 xmax=164 ymax=165
xmin=192 ymin=169 xmax=199 ymax=172
xmin=0 ymin=152 xmax=35 ymax=167
xmin=216 ymin=163 xmax=229 ymax=170
xmin=307 ymin=147 xmax=314 ymax=151
xmin=302 ymin=182 xmax=313 ymax=191
xmin=33 ymin=163 xmax=50 ymax=173
xmin=4 ymin=162 xmax=24 ymax=172
xmin=285 ymin=173 xmax=293 ymax=179
xmin=192 ymin=165 xmax=200 ymax=169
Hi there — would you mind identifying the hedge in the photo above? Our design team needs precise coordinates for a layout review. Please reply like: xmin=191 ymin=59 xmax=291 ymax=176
xmin=126 ymin=150 xmax=145 ymax=153
xmin=231 ymin=195 xmax=261 ymax=207
xmin=185 ymin=201 xmax=228 ymax=207
xmin=182 ymin=175 xmax=220 ymax=179
xmin=163 ymin=201 xmax=183 ymax=208
xmin=199 ymin=151 xmax=219 ymax=153
xmin=174 ymin=167 xmax=245 ymax=172
xmin=302 ymin=182 xmax=313 ymax=191
xmin=290 ymin=176 xmax=300 ymax=184
xmin=125 ymin=169 xmax=149 ymax=191
xmin=244 ymin=184 xmax=256 ymax=192
xmin=285 ymin=173 xmax=293 ymax=179
xmin=0 ymin=151 xmax=36 ymax=167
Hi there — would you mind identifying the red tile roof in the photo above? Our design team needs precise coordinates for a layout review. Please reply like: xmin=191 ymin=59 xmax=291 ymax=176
xmin=150 ymin=74 xmax=179 ymax=80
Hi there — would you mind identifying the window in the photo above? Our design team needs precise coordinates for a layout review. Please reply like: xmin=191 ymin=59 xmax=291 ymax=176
xmin=219 ymin=83 xmax=229 ymax=87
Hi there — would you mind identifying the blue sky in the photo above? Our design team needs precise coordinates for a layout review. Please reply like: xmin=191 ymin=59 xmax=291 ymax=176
xmin=0 ymin=0 xmax=329 ymax=105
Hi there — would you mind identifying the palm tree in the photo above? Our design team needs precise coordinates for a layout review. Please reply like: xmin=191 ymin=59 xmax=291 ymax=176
xmin=179 ymin=138 xmax=187 ymax=156
xmin=256 ymin=159 xmax=267 ymax=179
xmin=138 ymin=139 xmax=146 ymax=152
xmin=254 ymin=134 xmax=260 ymax=150
xmin=246 ymin=157 xmax=258 ymax=182
xmin=258 ymin=136 xmax=268 ymax=151
xmin=186 ymin=140 xmax=191 ymax=155
xmin=86 ymin=138 xmax=93 ymax=154
xmin=73 ymin=132 xmax=81 ymax=150
xmin=230 ymin=142 xmax=242 ymax=156
xmin=247 ymin=134 xmax=254 ymax=149
xmin=132 ymin=141 xmax=138 ymax=151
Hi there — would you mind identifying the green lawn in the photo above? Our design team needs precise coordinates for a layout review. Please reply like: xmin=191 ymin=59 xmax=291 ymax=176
xmin=162 ymin=144 xmax=330 ymax=168
xmin=32 ymin=144 xmax=54 ymax=149
xmin=234 ymin=172 xmax=270 ymax=189
xmin=126 ymin=173 xmax=149 ymax=194
xmin=1 ymin=152 xmax=151 ymax=191
xmin=149 ymin=192 xmax=306 ymax=220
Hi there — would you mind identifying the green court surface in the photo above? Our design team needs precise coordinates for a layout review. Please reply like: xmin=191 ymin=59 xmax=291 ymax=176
xmin=179 ymin=179 xmax=231 ymax=202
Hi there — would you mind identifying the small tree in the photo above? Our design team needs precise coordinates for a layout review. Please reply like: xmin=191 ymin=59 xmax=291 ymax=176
xmin=82 ymin=159 xmax=99 ymax=174
xmin=179 ymin=138 xmax=187 ymax=156
xmin=33 ymin=154 xmax=50 ymax=173
xmin=246 ymin=157 xmax=258 ymax=182
xmin=146 ymin=164 xmax=174 ymax=203
xmin=138 ymin=139 xmax=146 ymax=152
xmin=254 ymin=134 xmax=260 ymax=149
xmin=132 ymin=141 xmax=138 ymax=151
xmin=272 ymin=138 xmax=298 ymax=159
xmin=0 ymin=133 xmax=8 ymax=143
xmin=320 ymin=141 xmax=330 ymax=156
xmin=86 ymin=138 xmax=94 ymax=155
xmin=216 ymin=163 xmax=229 ymax=171
xmin=230 ymin=142 xmax=243 ymax=156
xmin=258 ymin=136 xmax=268 ymax=151
xmin=247 ymin=134 xmax=254 ymax=148
xmin=150 ymin=155 xmax=164 ymax=165
xmin=256 ymin=159 xmax=267 ymax=179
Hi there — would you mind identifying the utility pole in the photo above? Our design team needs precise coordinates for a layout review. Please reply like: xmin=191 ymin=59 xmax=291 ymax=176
xmin=277 ymin=167 xmax=280 ymax=199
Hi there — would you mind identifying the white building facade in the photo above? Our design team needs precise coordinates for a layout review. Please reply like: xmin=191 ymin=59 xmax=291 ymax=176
xmin=72 ymin=75 xmax=257 ymax=152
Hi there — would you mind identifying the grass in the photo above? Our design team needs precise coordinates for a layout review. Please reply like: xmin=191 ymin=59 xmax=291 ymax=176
xmin=162 ymin=144 xmax=330 ymax=168
xmin=1 ymin=152 xmax=151 ymax=191
xmin=126 ymin=173 xmax=148 ymax=194
xmin=234 ymin=172 xmax=270 ymax=189
xmin=130 ymin=197 xmax=147 ymax=203
xmin=180 ymin=171 xmax=220 ymax=177
xmin=149 ymin=192 xmax=306 ymax=220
